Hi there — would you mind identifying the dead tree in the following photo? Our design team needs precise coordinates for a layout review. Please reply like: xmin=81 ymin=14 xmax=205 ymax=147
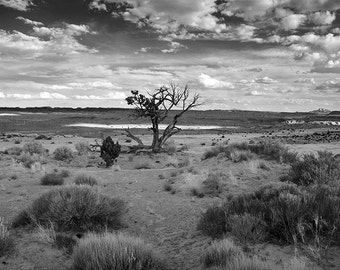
xmin=125 ymin=83 xmax=200 ymax=152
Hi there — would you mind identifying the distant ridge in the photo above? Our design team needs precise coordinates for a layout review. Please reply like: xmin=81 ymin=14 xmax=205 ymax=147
xmin=329 ymin=111 xmax=340 ymax=116
xmin=309 ymin=108 xmax=331 ymax=114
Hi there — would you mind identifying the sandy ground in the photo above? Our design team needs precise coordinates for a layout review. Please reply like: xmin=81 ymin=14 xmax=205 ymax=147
xmin=0 ymin=131 xmax=340 ymax=270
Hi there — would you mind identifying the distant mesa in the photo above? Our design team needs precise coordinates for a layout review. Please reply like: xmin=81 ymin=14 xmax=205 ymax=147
xmin=309 ymin=108 xmax=331 ymax=114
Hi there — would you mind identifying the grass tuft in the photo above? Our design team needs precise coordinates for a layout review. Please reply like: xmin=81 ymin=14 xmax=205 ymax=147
xmin=74 ymin=174 xmax=98 ymax=186
xmin=72 ymin=232 xmax=168 ymax=270
xmin=12 ymin=185 xmax=126 ymax=232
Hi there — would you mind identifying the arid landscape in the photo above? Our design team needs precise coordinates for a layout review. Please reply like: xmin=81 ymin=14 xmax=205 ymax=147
xmin=1 ymin=109 xmax=340 ymax=270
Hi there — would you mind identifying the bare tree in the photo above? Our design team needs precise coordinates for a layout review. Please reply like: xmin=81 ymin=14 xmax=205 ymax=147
xmin=125 ymin=83 xmax=200 ymax=152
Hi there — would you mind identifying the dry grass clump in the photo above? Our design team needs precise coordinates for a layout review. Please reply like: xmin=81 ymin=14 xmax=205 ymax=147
xmin=202 ymin=238 xmax=242 ymax=268
xmin=40 ymin=172 xmax=66 ymax=185
xmin=74 ymin=174 xmax=98 ymax=186
xmin=4 ymin=146 xmax=22 ymax=156
xmin=73 ymin=232 xmax=168 ymax=270
xmin=198 ymin=182 xmax=340 ymax=246
xmin=75 ymin=142 xmax=91 ymax=155
xmin=0 ymin=217 xmax=14 ymax=257
xmin=18 ymin=152 xmax=42 ymax=168
xmin=23 ymin=141 xmax=45 ymax=155
xmin=281 ymin=151 xmax=340 ymax=186
xmin=229 ymin=213 xmax=267 ymax=244
xmin=12 ymin=185 xmax=126 ymax=232
xmin=53 ymin=146 xmax=74 ymax=161
xmin=162 ymin=140 xmax=177 ymax=155
xmin=202 ymin=172 xmax=225 ymax=196
xmin=134 ymin=161 xmax=153 ymax=169
xmin=202 ymin=141 xmax=297 ymax=163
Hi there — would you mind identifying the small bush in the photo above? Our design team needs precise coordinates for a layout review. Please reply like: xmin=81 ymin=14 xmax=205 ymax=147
xmin=100 ymin=137 xmax=121 ymax=167
xmin=55 ymin=233 xmax=78 ymax=254
xmin=163 ymin=182 xmax=173 ymax=192
xmin=23 ymin=142 xmax=45 ymax=155
xmin=281 ymin=151 xmax=340 ymax=186
xmin=178 ymin=157 xmax=190 ymax=168
xmin=0 ymin=217 xmax=14 ymax=257
xmin=163 ymin=140 xmax=177 ymax=155
xmin=202 ymin=141 xmax=296 ymax=163
xmin=12 ymin=185 xmax=126 ymax=232
xmin=74 ymin=174 xmax=98 ymax=186
xmin=75 ymin=142 xmax=91 ymax=155
xmin=202 ymin=172 xmax=224 ymax=196
xmin=135 ymin=161 xmax=153 ymax=170
xmin=40 ymin=172 xmax=65 ymax=186
xmin=229 ymin=213 xmax=267 ymax=244
xmin=73 ymin=232 xmax=168 ymax=270
xmin=54 ymin=146 xmax=74 ymax=161
xmin=18 ymin=152 xmax=41 ymax=168
xmin=197 ymin=206 xmax=227 ymax=238
xmin=202 ymin=239 xmax=242 ymax=268
xmin=198 ymin=182 xmax=340 ymax=245
xmin=5 ymin=146 xmax=22 ymax=155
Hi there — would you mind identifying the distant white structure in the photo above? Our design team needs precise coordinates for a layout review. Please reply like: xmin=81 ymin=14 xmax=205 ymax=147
xmin=285 ymin=119 xmax=305 ymax=124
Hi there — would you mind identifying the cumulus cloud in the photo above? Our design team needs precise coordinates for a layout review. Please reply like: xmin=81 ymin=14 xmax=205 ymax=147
xmin=39 ymin=92 xmax=68 ymax=99
xmin=254 ymin=77 xmax=278 ymax=84
xmin=294 ymin=78 xmax=316 ymax=84
xmin=7 ymin=93 xmax=32 ymax=99
xmin=198 ymin=73 xmax=234 ymax=88
xmin=73 ymin=92 xmax=126 ymax=100
xmin=102 ymin=0 xmax=226 ymax=34
xmin=281 ymin=14 xmax=307 ymax=30
xmin=308 ymin=11 xmax=336 ymax=25
xmin=315 ymin=80 xmax=340 ymax=91
xmin=0 ymin=0 xmax=32 ymax=11
xmin=161 ymin=41 xmax=187 ymax=53
xmin=248 ymin=90 xmax=266 ymax=96
xmin=17 ymin=17 xmax=43 ymax=26
xmin=0 ymin=23 xmax=97 ymax=58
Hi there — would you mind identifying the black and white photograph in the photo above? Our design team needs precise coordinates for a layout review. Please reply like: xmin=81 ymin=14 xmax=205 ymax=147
xmin=0 ymin=0 xmax=340 ymax=269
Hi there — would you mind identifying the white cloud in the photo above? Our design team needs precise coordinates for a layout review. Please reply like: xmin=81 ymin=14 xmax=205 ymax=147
xmin=68 ymin=80 xmax=122 ymax=90
xmin=0 ymin=0 xmax=32 ymax=11
xmin=89 ymin=0 xmax=107 ymax=11
xmin=0 ymin=23 xmax=97 ymax=58
xmin=17 ymin=17 xmax=43 ymax=26
xmin=315 ymin=80 xmax=340 ymax=91
xmin=248 ymin=90 xmax=265 ymax=96
xmin=73 ymin=92 xmax=126 ymax=100
xmin=281 ymin=14 xmax=307 ymax=31
xmin=161 ymin=41 xmax=187 ymax=53
xmin=0 ymin=92 xmax=5 ymax=98
xmin=7 ymin=93 xmax=32 ymax=99
xmin=308 ymin=11 xmax=336 ymax=25
xmin=198 ymin=73 xmax=234 ymax=88
xmin=294 ymin=78 xmax=316 ymax=84
xmin=39 ymin=92 xmax=68 ymax=99
xmin=254 ymin=77 xmax=278 ymax=84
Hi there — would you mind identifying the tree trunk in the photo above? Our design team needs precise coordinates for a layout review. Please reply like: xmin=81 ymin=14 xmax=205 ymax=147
xmin=151 ymin=120 xmax=161 ymax=151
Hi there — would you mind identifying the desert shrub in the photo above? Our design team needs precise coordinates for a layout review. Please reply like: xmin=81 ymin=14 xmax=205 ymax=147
xmin=54 ymin=146 xmax=74 ymax=161
xmin=163 ymin=140 xmax=177 ymax=155
xmin=259 ymin=161 xmax=271 ymax=171
xmin=74 ymin=174 xmax=98 ymax=186
xmin=40 ymin=172 xmax=65 ymax=186
xmin=202 ymin=172 xmax=224 ymax=196
xmin=59 ymin=169 xmax=70 ymax=177
xmin=197 ymin=206 xmax=227 ymax=238
xmin=73 ymin=232 xmax=167 ymax=270
xmin=135 ymin=161 xmax=153 ymax=169
xmin=198 ymin=182 xmax=340 ymax=245
xmin=100 ymin=137 xmax=121 ymax=167
xmin=229 ymin=213 xmax=267 ymax=244
xmin=163 ymin=182 xmax=173 ymax=192
xmin=23 ymin=142 xmax=45 ymax=155
xmin=202 ymin=145 xmax=226 ymax=160
xmin=18 ymin=152 xmax=41 ymax=168
xmin=178 ymin=156 xmax=190 ymax=168
xmin=281 ymin=151 xmax=340 ymax=186
xmin=55 ymin=233 xmax=78 ymax=254
xmin=202 ymin=141 xmax=296 ymax=163
xmin=159 ymin=173 xmax=165 ymax=179
xmin=0 ymin=217 xmax=14 ymax=257
xmin=75 ymin=142 xmax=91 ymax=155
xmin=12 ymin=185 xmax=126 ymax=232
xmin=4 ymin=146 xmax=22 ymax=156
xmin=202 ymin=238 xmax=242 ymax=268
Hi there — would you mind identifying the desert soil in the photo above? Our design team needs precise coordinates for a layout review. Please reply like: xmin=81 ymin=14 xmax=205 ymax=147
xmin=0 ymin=130 xmax=340 ymax=270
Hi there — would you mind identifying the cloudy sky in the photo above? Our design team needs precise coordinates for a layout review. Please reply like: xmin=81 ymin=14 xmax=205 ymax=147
xmin=0 ymin=0 xmax=339 ymax=111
